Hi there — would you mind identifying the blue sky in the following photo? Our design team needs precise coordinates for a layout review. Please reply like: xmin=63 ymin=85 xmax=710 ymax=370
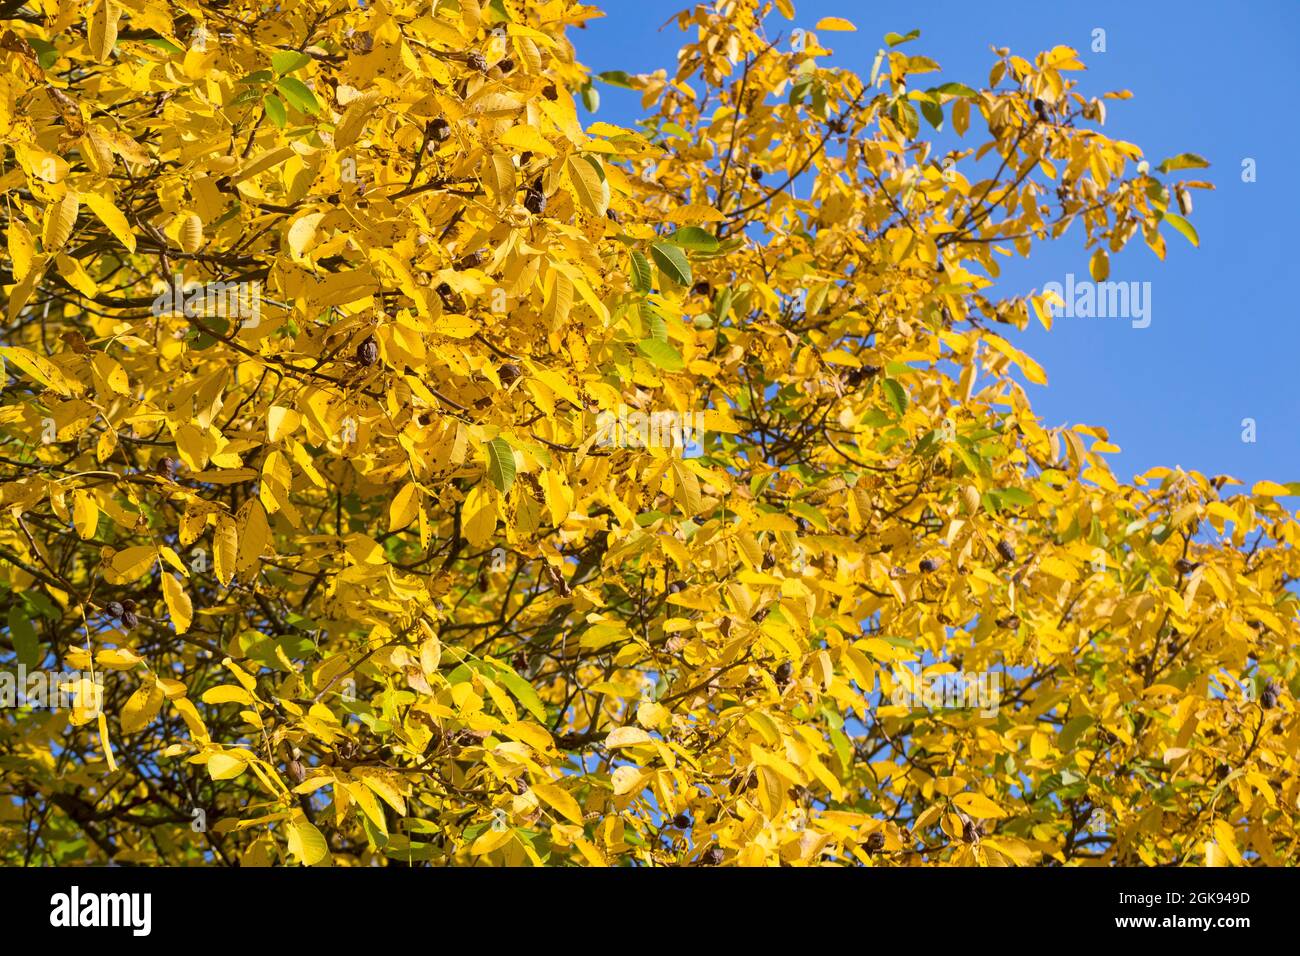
xmin=577 ymin=0 xmax=1300 ymax=490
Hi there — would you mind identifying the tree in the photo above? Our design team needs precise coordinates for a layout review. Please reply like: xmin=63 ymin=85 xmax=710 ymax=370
xmin=0 ymin=0 xmax=1294 ymax=868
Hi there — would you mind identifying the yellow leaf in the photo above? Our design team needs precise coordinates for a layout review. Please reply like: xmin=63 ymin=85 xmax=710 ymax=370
xmin=1212 ymin=820 xmax=1242 ymax=865
xmin=419 ymin=631 xmax=441 ymax=682
xmin=267 ymin=405 xmax=301 ymax=442
xmin=1039 ymin=555 xmax=1078 ymax=581
xmin=953 ymin=792 xmax=1007 ymax=819
xmin=500 ymin=125 xmax=556 ymax=156
xmin=670 ymin=459 xmax=702 ymax=516
xmin=503 ymin=721 xmax=553 ymax=753
xmin=286 ymin=814 xmax=329 ymax=865
xmin=1029 ymin=730 xmax=1049 ymax=760
xmin=87 ymin=0 xmax=120 ymax=64
xmin=207 ymin=752 xmax=247 ymax=780
xmin=605 ymin=726 xmax=653 ymax=748
xmin=334 ymin=91 xmax=383 ymax=149
xmin=200 ymin=686 xmax=253 ymax=707
xmin=566 ymin=153 xmax=609 ymax=218
xmin=55 ymin=252 xmax=97 ymax=296
xmin=6 ymin=221 xmax=35 ymax=279
xmin=815 ymin=16 xmax=856 ymax=31
xmin=159 ymin=572 xmax=192 ymax=634
xmin=462 ymin=483 xmax=497 ymax=548
xmin=612 ymin=765 xmax=647 ymax=796
xmin=109 ymin=545 xmax=157 ymax=581
xmin=287 ymin=211 xmax=327 ymax=258
xmin=82 ymin=191 xmax=136 ymax=253
xmin=389 ymin=482 xmax=420 ymax=532
xmin=97 ymin=711 xmax=117 ymax=771
xmin=574 ymin=836 xmax=607 ymax=866
xmin=343 ymin=780 xmax=387 ymax=834
xmin=7 ymin=262 xmax=43 ymax=323
xmin=72 ymin=490 xmax=98 ymax=539
xmin=66 ymin=677 xmax=102 ymax=727
xmin=178 ymin=212 xmax=203 ymax=253
xmin=1251 ymin=480 xmax=1292 ymax=497
xmin=666 ymin=204 xmax=725 ymax=224
xmin=470 ymin=825 xmax=514 ymax=856
xmin=532 ymin=782 xmax=584 ymax=825
xmin=120 ymin=681 xmax=164 ymax=734
xmin=42 ymin=191 xmax=79 ymax=251
xmin=543 ymin=470 xmax=573 ymax=526
xmin=236 ymin=499 xmax=270 ymax=573
xmin=214 ymin=514 xmax=237 ymax=585
xmin=1089 ymin=247 xmax=1109 ymax=281
xmin=96 ymin=648 xmax=143 ymax=670
xmin=0 ymin=346 xmax=76 ymax=396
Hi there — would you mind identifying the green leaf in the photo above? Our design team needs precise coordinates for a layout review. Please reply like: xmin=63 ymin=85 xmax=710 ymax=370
xmin=934 ymin=82 xmax=977 ymax=98
xmin=913 ymin=430 xmax=941 ymax=457
xmin=275 ymin=77 xmax=320 ymax=115
xmin=1155 ymin=153 xmax=1209 ymax=174
xmin=641 ymin=302 xmax=668 ymax=341
xmin=190 ymin=316 xmax=230 ymax=350
xmin=636 ymin=338 xmax=684 ymax=372
xmin=891 ymin=99 xmax=919 ymax=139
xmin=140 ymin=37 xmax=184 ymax=56
xmin=829 ymin=727 xmax=852 ymax=771
xmin=597 ymin=70 xmax=636 ymax=88
xmin=487 ymin=437 xmax=516 ymax=494
xmin=263 ymin=93 xmax=288 ymax=128
xmin=492 ymin=665 xmax=547 ymax=722
xmin=27 ymin=37 xmax=59 ymax=69
xmin=8 ymin=606 xmax=38 ymax=667
xmin=713 ymin=286 xmax=733 ymax=323
xmin=272 ymin=50 xmax=313 ymax=75
xmin=650 ymin=242 xmax=691 ymax=288
xmin=229 ymin=88 xmax=261 ymax=109
xmin=630 ymin=250 xmax=653 ymax=293
xmin=997 ymin=487 xmax=1035 ymax=508
xmin=884 ymin=29 xmax=920 ymax=47
xmin=811 ymin=82 xmax=828 ymax=120
xmin=1162 ymin=212 xmax=1199 ymax=247
xmin=789 ymin=500 xmax=829 ymax=531
xmin=1059 ymin=715 xmax=1095 ymax=752
xmin=881 ymin=378 xmax=908 ymax=416
xmin=788 ymin=75 xmax=812 ymax=107
xmin=580 ymin=82 xmax=599 ymax=113
xmin=917 ymin=97 xmax=944 ymax=131
xmin=566 ymin=153 xmax=608 ymax=218
xmin=667 ymin=226 xmax=719 ymax=253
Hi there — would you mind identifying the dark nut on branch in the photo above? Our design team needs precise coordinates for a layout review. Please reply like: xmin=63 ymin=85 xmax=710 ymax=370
xmin=356 ymin=337 xmax=378 ymax=366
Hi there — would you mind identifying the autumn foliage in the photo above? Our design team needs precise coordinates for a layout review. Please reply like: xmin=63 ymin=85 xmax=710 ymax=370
xmin=0 ymin=0 xmax=1297 ymax=867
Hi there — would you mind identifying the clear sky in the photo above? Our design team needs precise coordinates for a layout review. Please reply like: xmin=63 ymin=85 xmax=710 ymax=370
xmin=576 ymin=0 xmax=1300 ymax=491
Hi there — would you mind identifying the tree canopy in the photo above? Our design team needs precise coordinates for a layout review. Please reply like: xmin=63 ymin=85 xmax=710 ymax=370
xmin=1 ymin=0 xmax=1296 ymax=867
